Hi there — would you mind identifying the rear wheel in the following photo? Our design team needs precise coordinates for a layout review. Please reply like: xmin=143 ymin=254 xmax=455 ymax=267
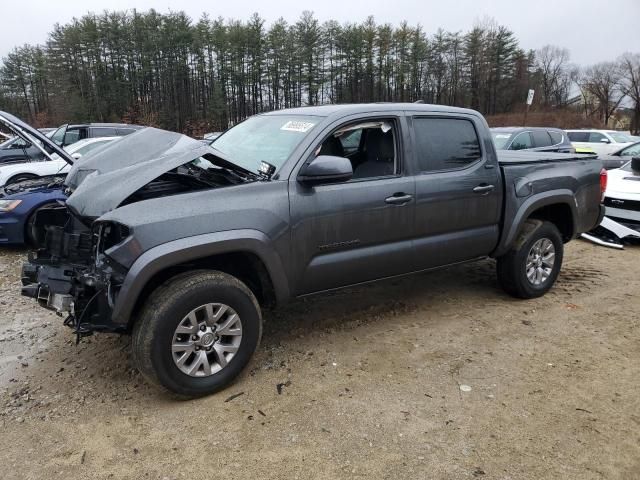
xmin=132 ymin=271 xmax=262 ymax=397
xmin=497 ymin=220 xmax=563 ymax=299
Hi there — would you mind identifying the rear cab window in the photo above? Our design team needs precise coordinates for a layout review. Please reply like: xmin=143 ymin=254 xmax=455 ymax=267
xmin=412 ymin=117 xmax=482 ymax=172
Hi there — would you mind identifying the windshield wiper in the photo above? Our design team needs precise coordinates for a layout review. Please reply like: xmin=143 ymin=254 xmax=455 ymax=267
xmin=208 ymin=147 xmax=264 ymax=180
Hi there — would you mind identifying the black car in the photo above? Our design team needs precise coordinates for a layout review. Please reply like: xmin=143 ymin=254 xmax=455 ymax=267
xmin=491 ymin=127 xmax=575 ymax=153
xmin=49 ymin=122 xmax=143 ymax=148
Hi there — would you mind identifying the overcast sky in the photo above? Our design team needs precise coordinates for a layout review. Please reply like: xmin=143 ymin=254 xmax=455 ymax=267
xmin=2 ymin=0 xmax=639 ymax=65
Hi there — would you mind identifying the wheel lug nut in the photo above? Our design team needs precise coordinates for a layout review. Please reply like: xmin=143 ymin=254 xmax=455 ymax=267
xmin=195 ymin=346 xmax=200 ymax=350
xmin=200 ymin=325 xmax=206 ymax=331
xmin=192 ymin=335 xmax=198 ymax=341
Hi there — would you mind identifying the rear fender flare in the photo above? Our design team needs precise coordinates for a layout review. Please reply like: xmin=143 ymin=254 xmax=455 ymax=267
xmin=493 ymin=190 xmax=577 ymax=257
xmin=110 ymin=229 xmax=290 ymax=326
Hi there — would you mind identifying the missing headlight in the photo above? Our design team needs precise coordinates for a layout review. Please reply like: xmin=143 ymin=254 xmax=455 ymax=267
xmin=96 ymin=222 xmax=131 ymax=253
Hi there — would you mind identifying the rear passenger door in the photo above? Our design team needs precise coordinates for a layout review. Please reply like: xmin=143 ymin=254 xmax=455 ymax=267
xmin=410 ymin=115 xmax=502 ymax=269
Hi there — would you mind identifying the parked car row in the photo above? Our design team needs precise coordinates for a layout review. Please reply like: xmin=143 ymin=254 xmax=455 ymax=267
xmin=491 ymin=126 xmax=640 ymax=170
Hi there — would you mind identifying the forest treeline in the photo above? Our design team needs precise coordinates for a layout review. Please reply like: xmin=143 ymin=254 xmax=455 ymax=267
xmin=0 ymin=10 xmax=638 ymax=134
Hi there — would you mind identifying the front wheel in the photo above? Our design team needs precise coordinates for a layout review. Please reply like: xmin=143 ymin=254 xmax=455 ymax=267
xmin=497 ymin=220 xmax=564 ymax=299
xmin=132 ymin=271 xmax=262 ymax=397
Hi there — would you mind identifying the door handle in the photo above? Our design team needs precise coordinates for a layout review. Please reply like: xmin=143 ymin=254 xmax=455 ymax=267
xmin=473 ymin=184 xmax=495 ymax=194
xmin=385 ymin=193 xmax=413 ymax=205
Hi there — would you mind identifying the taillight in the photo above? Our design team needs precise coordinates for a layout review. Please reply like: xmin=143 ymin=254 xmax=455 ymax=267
xmin=599 ymin=168 xmax=607 ymax=202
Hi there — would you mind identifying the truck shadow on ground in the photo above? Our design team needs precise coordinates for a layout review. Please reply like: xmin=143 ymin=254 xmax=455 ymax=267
xmin=261 ymin=258 xmax=501 ymax=345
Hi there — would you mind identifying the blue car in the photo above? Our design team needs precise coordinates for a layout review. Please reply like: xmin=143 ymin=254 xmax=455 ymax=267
xmin=0 ymin=175 xmax=66 ymax=245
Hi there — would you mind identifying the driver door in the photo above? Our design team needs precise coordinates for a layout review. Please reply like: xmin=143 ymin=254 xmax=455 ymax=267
xmin=288 ymin=114 xmax=415 ymax=295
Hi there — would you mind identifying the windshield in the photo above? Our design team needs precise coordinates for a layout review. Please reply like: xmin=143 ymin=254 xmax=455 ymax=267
xmin=608 ymin=132 xmax=634 ymax=143
xmin=491 ymin=131 xmax=513 ymax=150
xmin=212 ymin=115 xmax=319 ymax=173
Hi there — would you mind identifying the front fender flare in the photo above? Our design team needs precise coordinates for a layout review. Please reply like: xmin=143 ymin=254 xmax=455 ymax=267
xmin=110 ymin=229 xmax=290 ymax=326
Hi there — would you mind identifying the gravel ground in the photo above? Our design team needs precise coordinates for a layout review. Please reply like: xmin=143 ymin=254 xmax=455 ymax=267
xmin=0 ymin=241 xmax=638 ymax=479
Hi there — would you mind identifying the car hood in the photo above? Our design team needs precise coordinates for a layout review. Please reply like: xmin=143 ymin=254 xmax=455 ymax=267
xmin=64 ymin=127 xmax=251 ymax=219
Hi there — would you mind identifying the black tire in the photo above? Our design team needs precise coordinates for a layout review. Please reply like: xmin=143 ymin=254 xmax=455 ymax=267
xmin=132 ymin=270 xmax=262 ymax=397
xmin=6 ymin=173 xmax=37 ymax=185
xmin=25 ymin=202 xmax=58 ymax=246
xmin=496 ymin=220 xmax=563 ymax=299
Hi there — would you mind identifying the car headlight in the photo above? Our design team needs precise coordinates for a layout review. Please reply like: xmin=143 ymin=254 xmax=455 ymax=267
xmin=0 ymin=199 xmax=22 ymax=212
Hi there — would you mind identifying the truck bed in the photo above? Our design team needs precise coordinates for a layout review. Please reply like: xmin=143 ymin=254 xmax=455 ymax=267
xmin=492 ymin=152 xmax=604 ymax=257
xmin=497 ymin=151 xmax=598 ymax=165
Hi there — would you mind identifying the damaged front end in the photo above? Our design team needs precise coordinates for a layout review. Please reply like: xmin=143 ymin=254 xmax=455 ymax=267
xmin=581 ymin=158 xmax=640 ymax=249
xmin=21 ymin=204 xmax=130 ymax=339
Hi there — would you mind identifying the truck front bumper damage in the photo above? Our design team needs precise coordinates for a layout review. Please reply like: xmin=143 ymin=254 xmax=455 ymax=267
xmin=20 ymin=205 xmax=127 ymax=338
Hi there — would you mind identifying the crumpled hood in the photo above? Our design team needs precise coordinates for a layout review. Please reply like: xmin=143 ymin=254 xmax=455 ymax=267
xmin=65 ymin=128 xmax=221 ymax=218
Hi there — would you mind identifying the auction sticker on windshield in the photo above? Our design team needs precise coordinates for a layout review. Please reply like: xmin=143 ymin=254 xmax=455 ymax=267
xmin=281 ymin=121 xmax=315 ymax=133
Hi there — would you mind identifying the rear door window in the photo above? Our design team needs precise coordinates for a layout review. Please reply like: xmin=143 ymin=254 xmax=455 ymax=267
xmin=588 ymin=132 xmax=607 ymax=143
xmin=531 ymin=130 xmax=553 ymax=148
xmin=549 ymin=131 xmax=563 ymax=145
xmin=509 ymin=132 xmax=533 ymax=150
xmin=91 ymin=127 xmax=117 ymax=137
xmin=413 ymin=117 xmax=482 ymax=171
xmin=117 ymin=128 xmax=137 ymax=136
xmin=63 ymin=127 xmax=88 ymax=146
xmin=567 ymin=131 xmax=589 ymax=142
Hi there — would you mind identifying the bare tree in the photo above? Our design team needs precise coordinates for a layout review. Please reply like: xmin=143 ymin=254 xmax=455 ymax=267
xmin=578 ymin=62 xmax=625 ymax=126
xmin=619 ymin=53 xmax=640 ymax=134
xmin=535 ymin=45 xmax=571 ymax=107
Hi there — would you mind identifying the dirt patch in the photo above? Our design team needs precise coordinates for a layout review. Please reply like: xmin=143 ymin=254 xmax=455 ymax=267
xmin=1 ymin=241 xmax=638 ymax=479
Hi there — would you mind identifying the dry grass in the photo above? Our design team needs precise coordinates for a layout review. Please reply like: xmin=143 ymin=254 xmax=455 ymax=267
xmin=486 ymin=109 xmax=605 ymax=129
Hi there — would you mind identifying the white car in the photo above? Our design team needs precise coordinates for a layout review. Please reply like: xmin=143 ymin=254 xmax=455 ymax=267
xmin=0 ymin=137 xmax=117 ymax=187
xmin=582 ymin=158 xmax=640 ymax=247
xmin=566 ymin=129 xmax=635 ymax=156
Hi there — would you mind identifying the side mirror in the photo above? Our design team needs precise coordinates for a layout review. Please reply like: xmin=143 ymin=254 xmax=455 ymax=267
xmin=631 ymin=157 xmax=640 ymax=173
xmin=71 ymin=152 xmax=82 ymax=160
xmin=298 ymin=155 xmax=353 ymax=186
xmin=600 ymin=138 xmax=611 ymax=144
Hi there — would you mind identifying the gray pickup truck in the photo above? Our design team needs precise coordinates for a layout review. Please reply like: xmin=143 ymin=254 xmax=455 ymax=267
xmin=1 ymin=105 xmax=605 ymax=397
